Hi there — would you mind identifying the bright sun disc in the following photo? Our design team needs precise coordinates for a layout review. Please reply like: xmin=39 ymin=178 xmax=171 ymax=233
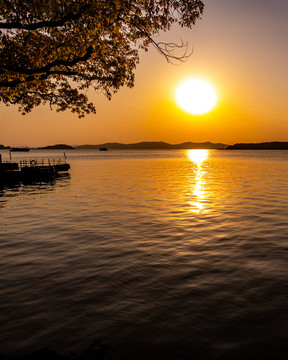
xmin=176 ymin=79 xmax=217 ymax=115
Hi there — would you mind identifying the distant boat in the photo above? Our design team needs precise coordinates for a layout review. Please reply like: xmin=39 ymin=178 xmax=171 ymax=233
xmin=10 ymin=147 xmax=30 ymax=152
xmin=99 ymin=146 xmax=108 ymax=151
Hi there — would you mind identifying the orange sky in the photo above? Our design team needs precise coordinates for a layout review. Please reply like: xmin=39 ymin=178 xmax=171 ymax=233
xmin=1 ymin=0 xmax=288 ymax=147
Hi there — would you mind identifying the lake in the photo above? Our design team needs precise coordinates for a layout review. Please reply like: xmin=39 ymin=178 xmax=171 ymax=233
xmin=0 ymin=149 xmax=288 ymax=359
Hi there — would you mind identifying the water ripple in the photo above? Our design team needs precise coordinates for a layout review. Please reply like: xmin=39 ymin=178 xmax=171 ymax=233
xmin=1 ymin=150 xmax=288 ymax=359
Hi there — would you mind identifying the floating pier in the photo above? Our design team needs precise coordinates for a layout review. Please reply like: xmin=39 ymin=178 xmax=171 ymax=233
xmin=0 ymin=154 xmax=70 ymax=185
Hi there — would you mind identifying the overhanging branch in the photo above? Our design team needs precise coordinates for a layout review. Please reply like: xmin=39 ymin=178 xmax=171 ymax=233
xmin=129 ymin=20 xmax=192 ymax=64
xmin=0 ymin=4 xmax=89 ymax=30
xmin=0 ymin=45 xmax=94 ymax=87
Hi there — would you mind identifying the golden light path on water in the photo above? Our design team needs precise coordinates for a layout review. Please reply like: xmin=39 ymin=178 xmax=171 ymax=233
xmin=187 ymin=149 xmax=209 ymax=213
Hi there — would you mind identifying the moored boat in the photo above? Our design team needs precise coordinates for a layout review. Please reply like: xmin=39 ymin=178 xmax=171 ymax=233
xmin=10 ymin=147 xmax=30 ymax=152
xmin=0 ymin=154 xmax=70 ymax=185
xmin=0 ymin=157 xmax=20 ymax=184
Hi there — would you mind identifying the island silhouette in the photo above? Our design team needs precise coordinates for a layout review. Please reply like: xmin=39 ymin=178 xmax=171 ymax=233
xmin=225 ymin=142 xmax=288 ymax=150
xmin=2 ymin=141 xmax=288 ymax=151
xmin=75 ymin=141 xmax=227 ymax=150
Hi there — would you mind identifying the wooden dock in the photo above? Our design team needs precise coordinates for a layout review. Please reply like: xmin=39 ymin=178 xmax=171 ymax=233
xmin=0 ymin=154 xmax=70 ymax=185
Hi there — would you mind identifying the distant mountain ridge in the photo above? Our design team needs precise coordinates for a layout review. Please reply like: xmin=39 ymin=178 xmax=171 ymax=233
xmin=3 ymin=142 xmax=288 ymax=151
xmin=225 ymin=142 xmax=288 ymax=150
xmin=37 ymin=144 xmax=75 ymax=149
xmin=76 ymin=141 xmax=227 ymax=150
xmin=0 ymin=144 xmax=10 ymax=149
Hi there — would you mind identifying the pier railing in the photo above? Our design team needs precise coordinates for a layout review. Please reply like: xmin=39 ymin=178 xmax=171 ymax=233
xmin=19 ymin=158 xmax=68 ymax=168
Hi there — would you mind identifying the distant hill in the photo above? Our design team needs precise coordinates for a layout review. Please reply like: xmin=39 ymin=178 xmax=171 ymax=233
xmin=37 ymin=144 xmax=75 ymax=150
xmin=0 ymin=144 xmax=10 ymax=149
xmin=76 ymin=141 xmax=227 ymax=150
xmin=225 ymin=142 xmax=288 ymax=150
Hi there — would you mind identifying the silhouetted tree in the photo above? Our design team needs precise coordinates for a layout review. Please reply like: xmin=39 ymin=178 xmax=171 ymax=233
xmin=0 ymin=0 xmax=204 ymax=117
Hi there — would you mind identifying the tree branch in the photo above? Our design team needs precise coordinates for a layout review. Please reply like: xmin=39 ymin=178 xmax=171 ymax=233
xmin=128 ymin=20 xmax=192 ymax=64
xmin=0 ymin=4 xmax=89 ymax=30
xmin=0 ymin=45 xmax=94 ymax=86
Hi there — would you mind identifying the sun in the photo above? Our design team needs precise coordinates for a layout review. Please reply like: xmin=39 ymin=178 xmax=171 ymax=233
xmin=176 ymin=78 xmax=217 ymax=115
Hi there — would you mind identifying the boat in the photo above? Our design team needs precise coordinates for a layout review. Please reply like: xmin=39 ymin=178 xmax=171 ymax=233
xmin=19 ymin=159 xmax=70 ymax=179
xmin=0 ymin=155 xmax=70 ymax=185
xmin=0 ymin=154 xmax=20 ymax=184
xmin=10 ymin=147 xmax=30 ymax=152
xmin=99 ymin=146 xmax=108 ymax=151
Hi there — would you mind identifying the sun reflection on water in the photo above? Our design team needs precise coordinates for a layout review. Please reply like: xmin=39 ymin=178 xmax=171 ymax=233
xmin=187 ymin=149 xmax=209 ymax=213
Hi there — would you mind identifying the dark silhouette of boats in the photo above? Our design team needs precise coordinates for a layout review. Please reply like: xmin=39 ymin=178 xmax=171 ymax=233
xmin=10 ymin=147 xmax=30 ymax=152
xmin=99 ymin=146 xmax=108 ymax=151
xmin=0 ymin=158 xmax=20 ymax=184
xmin=0 ymin=154 xmax=70 ymax=185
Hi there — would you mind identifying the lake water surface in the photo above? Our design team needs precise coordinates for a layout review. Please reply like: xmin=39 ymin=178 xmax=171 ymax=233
xmin=0 ymin=149 xmax=288 ymax=359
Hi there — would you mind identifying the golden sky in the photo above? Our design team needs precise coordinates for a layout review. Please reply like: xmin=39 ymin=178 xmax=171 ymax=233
xmin=1 ymin=0 xmax=288 ymax=147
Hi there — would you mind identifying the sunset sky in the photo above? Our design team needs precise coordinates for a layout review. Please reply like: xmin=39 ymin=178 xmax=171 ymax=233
xmin=1 ymin=0 xmax=288 ymax=147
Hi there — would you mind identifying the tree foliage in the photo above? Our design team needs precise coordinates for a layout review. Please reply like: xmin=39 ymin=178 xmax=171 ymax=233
xmin=0 ymin=0 xmax=204 ymax=117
